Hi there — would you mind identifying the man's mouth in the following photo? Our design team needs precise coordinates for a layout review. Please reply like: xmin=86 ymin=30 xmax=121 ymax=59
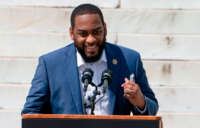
xmin=85 ymin=45 xmax=98 ymax=56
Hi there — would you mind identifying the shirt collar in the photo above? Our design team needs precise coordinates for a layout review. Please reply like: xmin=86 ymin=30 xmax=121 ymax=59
xmin=77 ymin=49 xmax=107 ymax=67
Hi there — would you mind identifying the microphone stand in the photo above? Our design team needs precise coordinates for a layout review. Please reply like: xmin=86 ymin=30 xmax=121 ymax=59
xmin=83 ymin=69 xmax=112 ymax=115
xmin=83 ymin=82 xmax=102 ymax=115
xmin=89 ymin=83 xmax=101 ymax=115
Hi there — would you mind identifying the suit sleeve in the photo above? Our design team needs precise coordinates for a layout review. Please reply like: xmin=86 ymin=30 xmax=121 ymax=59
xmin=132 ymin=54 xmax=159 ymax=115
xmin=21 ymin=56 xmax=51 ymax=114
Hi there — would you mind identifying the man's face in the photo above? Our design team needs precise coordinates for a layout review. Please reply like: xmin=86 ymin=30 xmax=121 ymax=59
xmin=70 ymin=14 xmax=107 ymax=62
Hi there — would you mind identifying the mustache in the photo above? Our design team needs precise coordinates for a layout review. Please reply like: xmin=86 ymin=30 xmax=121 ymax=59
xmin=84 ymin=43 xmax=99 ymax=47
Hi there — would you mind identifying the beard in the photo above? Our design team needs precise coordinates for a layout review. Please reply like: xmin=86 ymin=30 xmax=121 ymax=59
xmin=75 ymin=37 xmax=106 ymax=63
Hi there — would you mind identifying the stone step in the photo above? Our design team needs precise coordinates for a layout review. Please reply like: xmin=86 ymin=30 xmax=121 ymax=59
xmin=0 ymin=7 xmax=69 ymax=33
xmin=1 ymin=33 xmax=200 ymax=60
xmin=0 ymin=58 xmax=37 ymax=83
xmin=121 ymin=0 xmax=200 ymax=9
xmin=0 ymin=58 xmax=199 ymax=85
xmin=0 ymin=33 xmax=70 ymax=57
xmin=0 ymin=33 xmax=116 ymax=57
xmin=0 ymin=109 xmax=21 ymax=128
xmin=0 ymin=0 xmax=119 ymax=8
xmin=1 ymin=7 xmax=200 ymax=34
xmin=0 ymin=0 xmax=200 ymax=9
xmin=159 ymin=112 xmax=200 ymax=128
xmin=0 ymin=109 xmax=200 ymax=128
xmin=104 ymin=10 xmax=200 ymax=34
xmin=153 ymin=87 xmax=200 ymax=112
xmin=117 ymin=34 xmax=200 ymax=60
xmin=143 ymin=60 xmax=200 ymax=86
xmin=0 ymin=83 xmax=199 ymax=113
xmin=0 ymin=84 xmax=29 ymax=109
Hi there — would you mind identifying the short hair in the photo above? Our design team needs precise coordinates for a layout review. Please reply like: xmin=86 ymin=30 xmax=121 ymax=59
xmin=70 ymin=3 xmax=105 ymax=28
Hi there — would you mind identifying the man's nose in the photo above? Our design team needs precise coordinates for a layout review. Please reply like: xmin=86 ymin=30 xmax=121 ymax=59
xmin=86 ymin=34 xmax=96 ymax=44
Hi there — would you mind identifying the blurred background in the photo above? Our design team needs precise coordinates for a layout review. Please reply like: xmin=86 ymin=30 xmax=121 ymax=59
xmin=0 ymin=0 xmax=200 ymax=128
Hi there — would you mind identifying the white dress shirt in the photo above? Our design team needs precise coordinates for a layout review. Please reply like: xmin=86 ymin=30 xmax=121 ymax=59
xmin=76 ymin=49 xmax=147 ymax=115
xmin=77 ymin=50 xmax=112 ymax=115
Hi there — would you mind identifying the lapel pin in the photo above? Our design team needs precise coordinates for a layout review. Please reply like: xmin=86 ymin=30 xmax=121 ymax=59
xmin=112 ymin=59 xmax=118 ymax=65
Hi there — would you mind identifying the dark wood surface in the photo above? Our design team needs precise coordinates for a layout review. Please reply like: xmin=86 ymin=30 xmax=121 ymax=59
xmin=22 ymin=114 xmax=162 ymax=128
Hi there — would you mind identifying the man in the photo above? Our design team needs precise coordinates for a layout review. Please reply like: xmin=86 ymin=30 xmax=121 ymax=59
xmin=22 ymin=4 xmax=158 ymax=115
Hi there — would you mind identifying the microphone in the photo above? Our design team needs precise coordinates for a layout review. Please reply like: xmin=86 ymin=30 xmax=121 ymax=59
xmin=82 ymin=68 xmax=93 ymax=92
xmin=129 ymin=73 xmax=135 ymax=83
xmin=101 ymin=69 xmax=112 ymax=94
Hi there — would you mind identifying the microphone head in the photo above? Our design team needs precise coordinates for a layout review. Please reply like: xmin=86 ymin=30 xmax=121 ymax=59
xmin=101 ymin=69 xmax=112 ymax=84
xmin=82 ymin=68 xmax=93 ymax=83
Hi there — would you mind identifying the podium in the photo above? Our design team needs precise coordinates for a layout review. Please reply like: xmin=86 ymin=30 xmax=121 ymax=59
xmin=22 ymin=114 xmax=162 ymax=128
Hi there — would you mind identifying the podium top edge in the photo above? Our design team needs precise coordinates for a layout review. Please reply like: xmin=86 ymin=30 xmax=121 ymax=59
xmin=22 ymin=114 xmax=161 ymax=120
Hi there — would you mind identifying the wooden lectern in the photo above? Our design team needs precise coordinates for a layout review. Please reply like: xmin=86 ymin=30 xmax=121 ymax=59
xmin=22 ymin=114 xmax=162 ymax=128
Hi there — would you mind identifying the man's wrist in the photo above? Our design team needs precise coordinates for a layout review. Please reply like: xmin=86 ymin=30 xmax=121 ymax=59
xmin=137 ymin=95 xmax=146 ymax=110
xmin=135 ymin=96 xmax=147 ymax=114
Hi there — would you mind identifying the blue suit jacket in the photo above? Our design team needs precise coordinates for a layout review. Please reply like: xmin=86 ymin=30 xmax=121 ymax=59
xmin=22 ymin=43 xmax=158 ymax=115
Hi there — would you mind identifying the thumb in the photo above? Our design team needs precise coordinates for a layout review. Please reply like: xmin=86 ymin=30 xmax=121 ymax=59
xmin=124 ymin=78 xmax=129 ymax=83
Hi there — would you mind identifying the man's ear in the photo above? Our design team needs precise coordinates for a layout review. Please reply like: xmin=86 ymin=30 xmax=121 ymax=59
xmin=104 ymin=23 xmax=107 ymax=36
xmin=69 ymin=27 xmax=74 ymax=40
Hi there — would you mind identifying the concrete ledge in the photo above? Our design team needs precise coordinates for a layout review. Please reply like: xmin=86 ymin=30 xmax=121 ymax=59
xmin=143 ymin=60 xmax=200 ymax=86
xmin=0 ymin=58 xmax=200 ymax=85
xmin=154 ymin=87 xmax=200 ymax=113
xmin=1 ymin=33 xmax=200 ymax=60
xmin=121 ymin=0 xmax=200 ymax=9
xmin=159 ymin=112 xmax=200 ymax=128
xmin=1 ymin=7 xmax=200 ymax=34
xmin=103 ymin=9 xmax=200 ymax=34
xmin=0 ymin=33 xmax=116 ymax=57
xmin=117 ymin=34 xmax=200 ymax=60
xmin=0 ymin=109 xmax=21 ymax=128
xmin=0 ymin=58 xmax=37 ymax=83
xmin=0 ymin=83 xmax=199 ymax=113
xmin=0 ymin=0 xmax=120 ymax=8
xmin=0 ymin=84 xmax=29 ymax=109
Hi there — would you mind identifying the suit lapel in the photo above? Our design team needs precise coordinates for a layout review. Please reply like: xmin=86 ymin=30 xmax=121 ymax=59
xmin=105 ymin=43 xmax=130 ymax=114
xmin=63 ymin=44 xmax=84 ymax=114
